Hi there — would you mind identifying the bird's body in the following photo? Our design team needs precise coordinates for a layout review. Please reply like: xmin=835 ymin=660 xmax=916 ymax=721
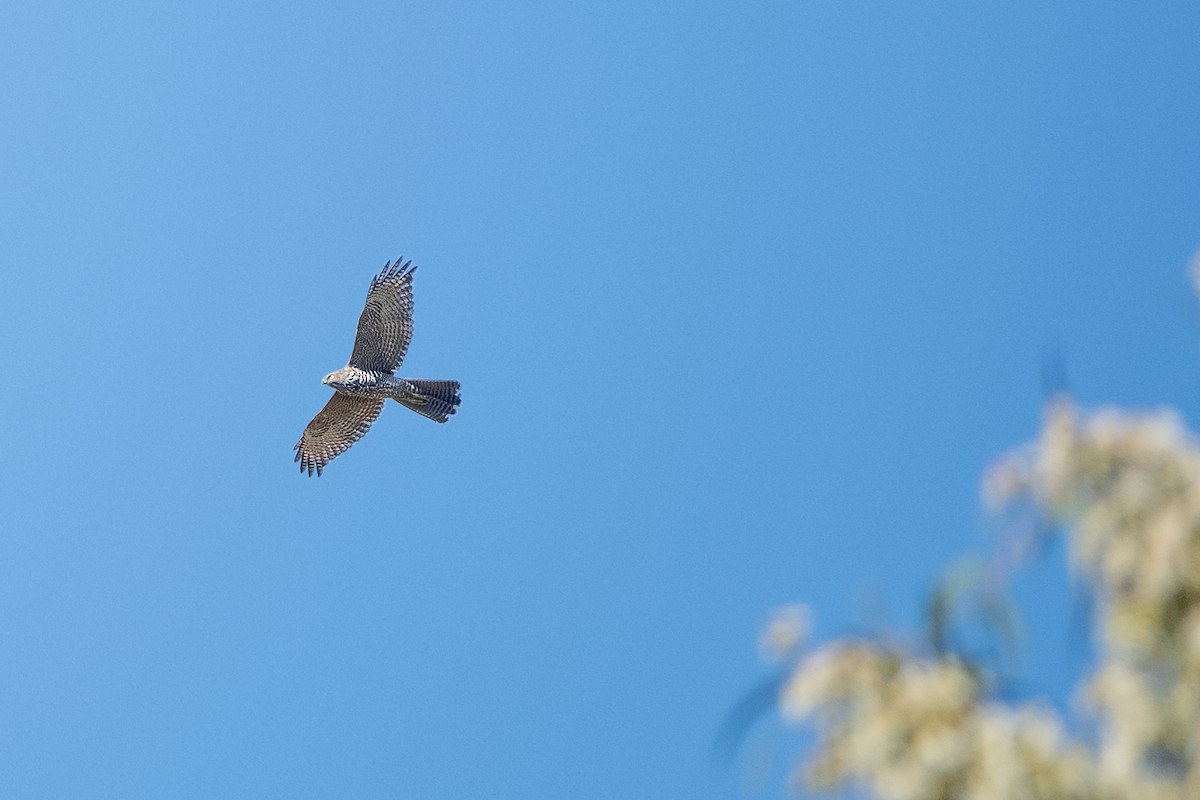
xmin=294 ymin=259 xmax=461 ymax=476
xmin=323 ymin=366 xmax=408 ymax=398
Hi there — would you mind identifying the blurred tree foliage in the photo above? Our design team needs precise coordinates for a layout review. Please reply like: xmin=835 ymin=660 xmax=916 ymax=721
xmin=754 ymin=313 xmax=1200 ymax=798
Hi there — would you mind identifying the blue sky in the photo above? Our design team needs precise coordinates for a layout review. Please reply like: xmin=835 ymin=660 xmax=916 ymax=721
xmin=3 ymin=2 xmax=1200 ymax=797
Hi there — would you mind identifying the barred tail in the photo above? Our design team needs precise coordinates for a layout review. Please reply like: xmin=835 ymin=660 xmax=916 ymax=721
xmin=393 ymin=379 xmax=461 ymax=423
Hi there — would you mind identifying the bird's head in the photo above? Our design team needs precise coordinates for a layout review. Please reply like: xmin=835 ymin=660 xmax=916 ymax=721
xmin=322 ymin=369 xmax=349 ymax=390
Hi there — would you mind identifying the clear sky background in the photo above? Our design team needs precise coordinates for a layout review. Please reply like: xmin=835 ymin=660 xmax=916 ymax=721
xmin=3 ymin=3 xmax=1200 ymax=798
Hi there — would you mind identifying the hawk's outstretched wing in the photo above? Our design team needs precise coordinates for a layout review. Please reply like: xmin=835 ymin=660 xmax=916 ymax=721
xmin=294 ymin=393 xmax=386 ymax=476
xmin=348 ymin=259 xmax=415 ymax=374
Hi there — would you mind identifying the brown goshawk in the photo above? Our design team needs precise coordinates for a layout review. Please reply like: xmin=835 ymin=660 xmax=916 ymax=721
xmin=294 ymin=258 xmax=461 ymax=476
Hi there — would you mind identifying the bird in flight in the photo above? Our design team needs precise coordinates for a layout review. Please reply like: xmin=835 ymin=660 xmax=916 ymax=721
xmin=294 ymin=258 xmax=461 ymax=476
